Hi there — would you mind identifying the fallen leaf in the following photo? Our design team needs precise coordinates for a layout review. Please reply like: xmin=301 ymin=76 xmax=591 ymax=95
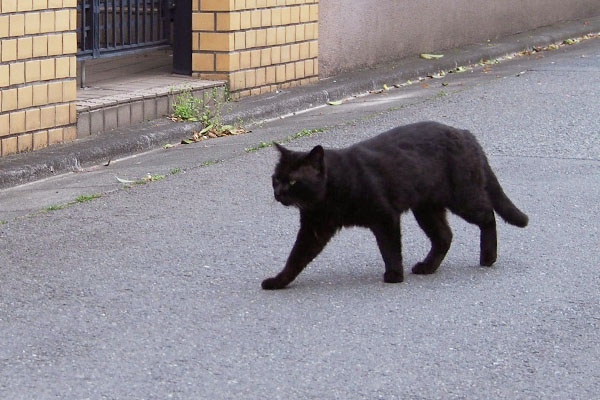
xmin=450 ymin=66 xmax=469 ymax=73
xmin=421 ymin=53 xmax=444 ymax=60
xmin=328 ymin=100 xmax=344 ymax=106
xmin=229 ymin=128 xmax=246 ymax=135
xmin=181 ymin=139 xmax=194 ymax=144
xmin=199 ymin=124 xmax=213 ymax=134
xmin=163 ymin=143 xmax=174 ymax=149
xmin=115 ymin=176 xmax=136 ymax=184
xmin=383 ymin=84 xmax=390 ymax=91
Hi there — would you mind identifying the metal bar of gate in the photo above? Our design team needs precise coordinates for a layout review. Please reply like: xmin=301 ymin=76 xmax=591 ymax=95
xmin=102 ymin=0 xmax=107 ymax=52
xmin=80 ymin=1 xmax=86 ymax=51
xmin=93 ymin=0 xmax=100 ymax=57
xmin=150 ymin=0 xmax=154 ymax=42
xmin=120 ymin=0 xmax=124 ymax=47
xmin=135 ymin=0 xmax=139 ymax=45
xmin=128 ymin=0 xmax=132 ymax=45
xmin=143 ymin=0 xmax=147 ymax=43
xmin=112 ymin=0 xmax=116 ymax=48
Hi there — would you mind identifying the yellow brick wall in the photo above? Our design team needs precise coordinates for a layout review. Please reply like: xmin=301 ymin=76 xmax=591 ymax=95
xmin=0 ymin=0 xmax=77 ymax=157
xmin=192 ymin=0 xmax=319 ymax=99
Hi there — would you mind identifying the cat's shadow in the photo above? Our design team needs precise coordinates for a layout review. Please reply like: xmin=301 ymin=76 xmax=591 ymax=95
xmin=273 ymin=262 xmax=495 ymax=292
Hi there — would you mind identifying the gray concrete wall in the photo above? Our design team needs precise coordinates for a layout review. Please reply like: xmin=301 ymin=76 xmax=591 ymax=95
xmin=319 ymin=0 xmax=600 ymax=77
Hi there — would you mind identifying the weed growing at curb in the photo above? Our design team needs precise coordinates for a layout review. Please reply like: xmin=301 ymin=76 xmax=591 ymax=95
xmin=43 ymin=193 xmax=104 ymax=213
xmin=245 ymin=142 xmax=273 ymax=153
xmin=75 ymin=194 xmax=102 ymax=203
xmin=149 ymin=174 xmax=166 ymax=182
xmin=170 ymin=88 xmax=207 ymax=122
xmin=201 ymin=160 xmax=221 ymax=167
xmin=170 ymin=87 xmax=229 ymax=129
xmin=245 ymin=128 xmax=327 ymax=152
xmin=167 ymin=87 xmax=248 ymax=145
xmin=223 ymin=84 xmax=233 ymax=102
xmin=0 ymin=220 xmax=7 ymax=225
xmin=44 ymin=204 xmax=68 ymax=211
xmin=170 ymin=168 xmax=181 ymax=175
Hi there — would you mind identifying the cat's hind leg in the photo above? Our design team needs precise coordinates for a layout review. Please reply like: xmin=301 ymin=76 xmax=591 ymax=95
xmin=452 ymin=205 xmax=497 ymax=267
xmin=411 ymin=206 xmax=453 ymax=274
xmin=477 ymin=211 xmax=497 ymax=266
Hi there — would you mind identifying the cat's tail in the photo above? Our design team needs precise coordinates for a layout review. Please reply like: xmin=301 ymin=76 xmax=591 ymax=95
xmin=485 ymin=165 xmax=529 ymax=227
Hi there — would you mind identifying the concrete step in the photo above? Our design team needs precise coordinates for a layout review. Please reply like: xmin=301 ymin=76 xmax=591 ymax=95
xmin=76 ymin=77 xmax=226 ymax=138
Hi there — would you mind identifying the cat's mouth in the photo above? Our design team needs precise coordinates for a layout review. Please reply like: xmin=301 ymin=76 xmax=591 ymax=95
xmin=275 ymin=195 xmax=294 ymax=207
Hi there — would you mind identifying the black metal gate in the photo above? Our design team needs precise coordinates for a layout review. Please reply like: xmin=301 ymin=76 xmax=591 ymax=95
xmin=77 ymin=0 xmax=172 ymax=59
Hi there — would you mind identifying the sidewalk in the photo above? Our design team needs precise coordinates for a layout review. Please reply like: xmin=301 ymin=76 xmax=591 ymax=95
xmin=1 ymin=16 xmax=599 ymax=190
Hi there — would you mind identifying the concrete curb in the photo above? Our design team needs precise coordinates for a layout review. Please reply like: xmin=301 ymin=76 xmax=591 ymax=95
xmin=1 ymin=16 xmax=599 ymax=189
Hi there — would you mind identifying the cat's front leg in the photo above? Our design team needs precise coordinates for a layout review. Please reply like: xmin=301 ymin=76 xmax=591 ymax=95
xmin=262 ymin=224 xmax=335 ymax=290
xmin=371 ymin=217 xmax=404 ymax=283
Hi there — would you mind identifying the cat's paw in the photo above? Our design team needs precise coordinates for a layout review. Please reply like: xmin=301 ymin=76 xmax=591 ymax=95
xmin=480 ymin=253 xmax=497 ymax=267
xmin=383 ymin=270 xmax=404 ymax=283
xmin=261 ymin=277 xmax=288 ymax=290
xmin=411 ymin=262 xmax=438 ymax=275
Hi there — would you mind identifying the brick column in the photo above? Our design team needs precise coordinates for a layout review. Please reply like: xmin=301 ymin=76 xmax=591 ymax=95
xmin=0 ymin=0 xmax=77 ymax=157
xmin=192 ymin=0 xmax=319 ymax=99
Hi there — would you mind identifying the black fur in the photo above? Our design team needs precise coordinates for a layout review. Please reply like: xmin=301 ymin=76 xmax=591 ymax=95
xmin=263 ymin=121 xmax=528 ymax=290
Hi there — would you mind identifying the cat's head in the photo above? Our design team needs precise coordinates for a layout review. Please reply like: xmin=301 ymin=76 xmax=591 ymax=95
xmin=272 ymin=143 xmax=327 ymax=210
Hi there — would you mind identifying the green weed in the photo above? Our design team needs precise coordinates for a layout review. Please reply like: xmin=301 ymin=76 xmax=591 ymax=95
xmin=244 ymin=128 xmax=327 ymax=153
xmin=171 ymin=89 xmax=206 ymax=122
xmin=149 ymin=174 xmax=165 ymax=182
xmin=45 ymin=204 xmax=68 ymax=211
xmin=75 ymin=194 xmax=102 ymax=203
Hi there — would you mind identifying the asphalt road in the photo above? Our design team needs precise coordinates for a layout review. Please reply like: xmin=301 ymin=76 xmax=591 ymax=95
xmin=1 ymin=39 xmax=599 ymax=399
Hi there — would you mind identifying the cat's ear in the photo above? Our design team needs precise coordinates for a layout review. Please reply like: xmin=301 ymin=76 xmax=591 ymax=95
xmin=305 ymin=145 xmax=325 ymax=172
xmin=274 ymin=142 xmax=291 ymax=157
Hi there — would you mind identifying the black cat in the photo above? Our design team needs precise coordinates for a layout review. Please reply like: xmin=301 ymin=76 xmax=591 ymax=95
xmin=262 ymin=121 xmax=528 ymax=290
